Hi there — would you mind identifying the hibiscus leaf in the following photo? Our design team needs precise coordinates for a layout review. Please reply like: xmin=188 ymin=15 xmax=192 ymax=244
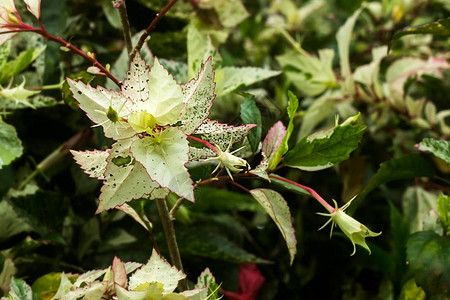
xmin=71 ymin=149 xmax=109 ymax=179
xmin=97 ymin=140 xmax=158 ymax=213
xmin=121 ymin=52 xmax=150 ymax=103
xmin=179 ymin=57 xmax=215 ymax=135
xmin=67 ymin=79 xmax=135 ymax=140
xmin=131 ymin=128 xmax=194 ymax=202
xmin=250 ymin=188 xmax=297 ymax=265
xmin=128 ymin=248 xmax=185 ymax=294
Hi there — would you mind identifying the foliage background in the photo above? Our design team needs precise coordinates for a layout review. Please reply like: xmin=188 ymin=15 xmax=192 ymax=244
xmin=0 ymin=0 xmax=449 ymax=299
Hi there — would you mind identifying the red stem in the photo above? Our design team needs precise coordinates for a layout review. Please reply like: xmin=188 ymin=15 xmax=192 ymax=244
xmin=130 ymin=0 xmax=179 ymax=59
xmin=187 ymin=135 xmax=220 ymax=154
xmin=268 ymin=174 xmax=335 ymax=213
xmin=9 ymin=23 xmax=121 ymax=86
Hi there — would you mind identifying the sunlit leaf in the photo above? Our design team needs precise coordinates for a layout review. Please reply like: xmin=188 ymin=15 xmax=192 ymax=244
xmin=70 ymin=149 xmax=109 ymax=179
xmin=391 ymin=18 xmax=450 ymax=48
xmin=417 ymin=138 xmax=450 ymax=166
xmin=0 ymin=122 xmax=23 ymax=169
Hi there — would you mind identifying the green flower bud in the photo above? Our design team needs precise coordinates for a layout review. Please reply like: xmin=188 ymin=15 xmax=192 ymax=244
xmin=318 ymin=199 xmax=381 ymax=255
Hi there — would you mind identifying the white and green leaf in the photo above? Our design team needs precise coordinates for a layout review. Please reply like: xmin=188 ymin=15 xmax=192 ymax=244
xmin=131 ymin=128 xmax=194 ymax=202
xmin=121 ymin=52 xmax=150 ymax=103
xmin=250 ymin=188 xmax=297 ymax=265
xmin=71 ymin=149 xmax=109 ymax=179
xmin=0 ymin=121 xmax=23 ymax=169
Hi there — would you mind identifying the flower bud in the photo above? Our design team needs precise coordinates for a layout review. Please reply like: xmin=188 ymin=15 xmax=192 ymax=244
xmin=318 ymin=199 xmax=381 ymax=255
xmin=218 ymin=151 xmax=250 ymax=174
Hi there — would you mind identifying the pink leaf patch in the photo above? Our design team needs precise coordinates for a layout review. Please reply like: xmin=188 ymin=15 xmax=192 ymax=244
xmin=112 ymin=257 xmax=127 ymax=287
xmin=262 ymin=121 xmax=286 ymax=160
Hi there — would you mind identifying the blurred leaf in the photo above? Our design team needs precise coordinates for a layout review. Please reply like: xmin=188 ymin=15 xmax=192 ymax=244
xmin=240 ymin=96 xmax=262 ymax=153
xmin=31 ymin=273 xmax=61 ymax=300
xmin=406 ymin=231 xmax=450 ymax=296
xmin=268 ymin=91 xmax=298 ymax=170
xmin=284 ymin=123 xmax=365 ymax=171
xmin=389 ymin=201 xmax=410 ymax=284
xmin=0 ymin=46 xmax=46 ymax=84
xmin=192 ymin=187 xmax=263 ymax=212
xmin=276 ymin=49 xmax=336 ymax=97
xmin=398 ymin=278 xmax=425 ymax=300
xmin=0 ymin=201 xmax=32 ymax=244
xmin=177 ymin=228 xmax=270 ymax=264
xmin=417 ymin=138 xmax=450 ymax=166
xmin=9 ymin=277 xmax=33 ymax=300
xmin=250 ymin=188 xmax=297 ymax=265
xmin=353 ymin=154 xmax=435 ymax=208
xmin=0 ymin=122 xmax=23 ymax=169
xmin=215 ymin=67 xmax=281 ymax=97
xmin=391 ymin=18 xmax=450 ymax=48
xmin=2 ymin=95 xmax=59 ymax=110
xmin=437 ymin=194 xmax=450 ymax=234
xmin=0 ymin=41 xmax=11 ymax=68
xmin=0 ymin=257 xmax=16 ymax=295
xmin=101 ymin=0 xmax=121 ymax=29
xmin=10 ymin=190 xmax=69 ymax=242
xmin=336 ymin=5 xmax=364 ymax=94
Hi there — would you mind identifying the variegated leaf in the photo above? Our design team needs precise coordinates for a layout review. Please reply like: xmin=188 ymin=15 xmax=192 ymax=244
xmin=121 ymin=52 xmax=150 ymax=103
xmin=131 ymin=128 xmax=194 ymax=202
xmin=70 ymin=149 xmax=109 ymax=179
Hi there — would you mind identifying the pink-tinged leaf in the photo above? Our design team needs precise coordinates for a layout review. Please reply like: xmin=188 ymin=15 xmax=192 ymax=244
xmin=112 ymin=257 xmax=127 ymax=287
xmin=97 ymin=139 xmax=159 ymax=213
xmin=116 ymin=203 xmax=153 ymax=232
xmin=250 ymin=189 xmax=297 ymax=265
xmin=121 ymin=52 xmax=150 ymax=103
xmin=70 ymin=149 xmax=109 ymax=179
xmin=179 ymin=57 xmax=216 ymax=135
xmin=67 ymin=79 xmax=135 ymax=140
xmin=128 ymin=248 xmax=186 ymax=294
xmin=134 ymin=58 xmax=184 ymax=126
xmin=262 ymin=121 xmax=286 ymax=160
xmin=190 ymin=120 xmax=256 ymax=160
xmin=23 ymin=0 xmax=41 ymax=19
xmin=250 ymin=153 xmax=270 ymax=181
xmin=131 ymin=128 xmax=194 ymax=202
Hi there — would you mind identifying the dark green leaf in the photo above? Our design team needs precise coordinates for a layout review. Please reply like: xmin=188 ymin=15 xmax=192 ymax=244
xmin=240 ymin=96 xmax=262 ymax=153
xmin=437 ymin=194 xmax=450 ymax=234
xmin=406 ymin=231 xmax=450 ymax=296
xmin=284 ymin=124 xmax=365 ymax=171
xmin=0 ymin=201 xmax=32 ymax=244
xmin=389 ymin=201 xmax=410 ymax=284
xmin=391 ymin=18 xmax=450 ymax=47
xmin=353 ymin=154 xmax=435 ymax=208
xmin=177 ymin=228 xmax=270 ymax=264
xmin=0 ymin=122 xmax=23 ymax=169
xmin=192 ymin=187 xmax=263 ymax=212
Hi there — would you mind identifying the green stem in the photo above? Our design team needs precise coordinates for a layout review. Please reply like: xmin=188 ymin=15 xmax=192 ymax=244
xmin=130 ymin=0 xmax=179 ymax=60
xmin=155 ymin=197 xmax=188 ymax=292
xmin=117 ymin=1 xmax=133 ymax=58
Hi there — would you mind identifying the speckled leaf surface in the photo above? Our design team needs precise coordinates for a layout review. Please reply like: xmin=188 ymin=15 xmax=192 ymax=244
xmin=71 ymin=149 xmax=109 ymax=179
xmin=121 ymin=52 xmax=150 ymax=103
xmin=131 ymin=128 xmax=194 ymax=201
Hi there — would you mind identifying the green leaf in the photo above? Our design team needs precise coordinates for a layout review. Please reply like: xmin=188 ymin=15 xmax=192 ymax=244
xmin=97 ymin=140 xmax=159 ymax=213
xmin=402 ymin=186 xmax=439 ymax=234
xmin=389 ymin=201 xmax=410 ymax=283
xmin=194 ymin=268 xmax=219 ymax=300
xmin=0 ymin=46 xmax=46 ymax=84
xmin=391 ymin=18 xmax=450 ymax=47
xmin=0 ymin=200 xmax=32 ymax=243
xmin=417 ymin=138 xmax=450 ymax=166
xmin=336 ymin=5 xmax=364 ymax=94
xmin=0 ymin=41 xmax=11 ymax=68
xmin=0 ymin=121 xmax=23 ymax=169
xmin=240 ymin=97 xmax=262 ymax=153
xmin=131 ymin=128 xmax=194 ymax=202
xmin=9 ymin=277 xmax=33 ymax=300
xmin=284 ymin=123 xmax=365 ymax=171
xmin=177 ymin=228 xmax=270 ymax=264
xmin=276 ymin=49 xmax=336 ymax=97
xmin=179 ymin=57 xmax=215 ymax=135
xmin=62 ymin=71 xmax=95 ymax=110
xmin=250 ymin=188 xmax=297 ymax=265
xmin=353 ymin=154 xmax=435 ymax=208
xmin=31 ymin=273 xmax=63 ymax=300
xmin=192 ymin=187 xmax=263 ymax=212
xmin=71 ymin=149 xmax=109 ymax=179
xmin=215 ymin=66 xmax=281 ymax=97
xmin=128 ymin=249 xmax=185 ymax=294
xmin=437 ymin=194 xmax=450 ymax=234
xmin=406 ymin=231 xmax=450 ymax=296
xmin=268 ymin=91 xmax=298 ymax=170
xmin=398 ymin=278 xmax=425 ymax=300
